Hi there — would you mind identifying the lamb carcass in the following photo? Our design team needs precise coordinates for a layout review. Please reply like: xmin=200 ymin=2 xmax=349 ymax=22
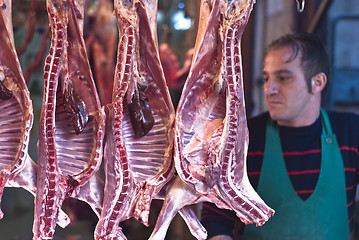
xmin=150 ymin=0 xmax=274 ymax=239
xmin=33 ymin=0 xmax=105 ymax=239
xmin=0 ymin=0 xmax=71 ymax=229
xmin=93 ymin=0 xmax=177 ymax=238
xmin=0 ymin=0 xmax=34 ymax=219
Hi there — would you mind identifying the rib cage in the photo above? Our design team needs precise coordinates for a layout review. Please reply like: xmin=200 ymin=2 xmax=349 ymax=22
xmin=123 ymin=103 xmax=168 ymax=181
xmin=0 ymin=99 xmax=23 ymax=167
xmin=0 ymin=97 xmax=32 ymax=178
xmin=55 ymin=92 xmax=97 ymax=175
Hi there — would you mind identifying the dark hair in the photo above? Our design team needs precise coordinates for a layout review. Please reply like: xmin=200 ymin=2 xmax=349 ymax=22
xmin=264 ymin=32 xmax=330 ymax=93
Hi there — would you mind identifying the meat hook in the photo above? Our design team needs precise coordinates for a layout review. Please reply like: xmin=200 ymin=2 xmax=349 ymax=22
xmin=296 ymin=0 xmax=305 ymax=13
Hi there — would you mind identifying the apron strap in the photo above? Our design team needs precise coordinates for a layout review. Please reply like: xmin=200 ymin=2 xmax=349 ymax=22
xmin=320 ymin=108 xmax=332 ymax=135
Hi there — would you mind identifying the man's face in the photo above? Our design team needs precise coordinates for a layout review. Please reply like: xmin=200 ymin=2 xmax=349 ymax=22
xmin=263 ymin=47 xmax=316 ymax=127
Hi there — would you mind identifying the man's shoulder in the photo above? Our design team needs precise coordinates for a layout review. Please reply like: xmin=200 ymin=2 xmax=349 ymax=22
xmin=326 ymin=109 xmax=359 ymax=123
xmin=326 ymin=109 xmax=359 ymax=132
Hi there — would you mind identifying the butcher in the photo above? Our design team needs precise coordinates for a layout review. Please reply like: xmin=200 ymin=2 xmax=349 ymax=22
xmin=201 ymin=32 xmax=359 ymax=240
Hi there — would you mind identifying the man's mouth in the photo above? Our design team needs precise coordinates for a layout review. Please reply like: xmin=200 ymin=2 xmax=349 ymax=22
xmin=266 ymin=98 xmax=283 ymax=106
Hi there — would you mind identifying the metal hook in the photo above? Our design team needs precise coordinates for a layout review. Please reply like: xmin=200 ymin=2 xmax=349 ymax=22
xmin=296 ymin=0 xmax=305 ymax=13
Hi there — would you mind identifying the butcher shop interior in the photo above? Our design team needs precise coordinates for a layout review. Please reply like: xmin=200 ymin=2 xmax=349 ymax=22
xmin=1 ymin=0 xmax=359 ymax=239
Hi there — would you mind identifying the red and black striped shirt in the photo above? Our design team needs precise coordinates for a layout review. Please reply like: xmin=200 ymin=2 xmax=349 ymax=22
xmin=201 ymin=110 xmax=359 ymax=238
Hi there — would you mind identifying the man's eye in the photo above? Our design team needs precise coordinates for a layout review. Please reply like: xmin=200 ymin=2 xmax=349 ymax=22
xmin=279 ymin=76 xmax=290 ymax=81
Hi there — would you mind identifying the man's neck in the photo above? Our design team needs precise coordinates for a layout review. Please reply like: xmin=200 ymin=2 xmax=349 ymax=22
xmin=277 ymin=107 xmax=321 ymax=128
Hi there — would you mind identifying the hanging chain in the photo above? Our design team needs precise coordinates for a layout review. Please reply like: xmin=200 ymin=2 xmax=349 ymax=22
xmin=296 ymin=0 xmax=305 ymax=13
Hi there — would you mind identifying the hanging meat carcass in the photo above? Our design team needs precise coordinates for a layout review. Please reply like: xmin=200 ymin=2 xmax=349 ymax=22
xmin=33 ymin=0 xmax=105 ymax=239
xmin=94 ymin=0 xmax=178 ymax=238
xmin=0 ymin=0 xmax=71 ymax=229
xmin=0 ymin=0 xmax=35 ymax=219
xmin=149 ymin=0 xmax=274 ymax=239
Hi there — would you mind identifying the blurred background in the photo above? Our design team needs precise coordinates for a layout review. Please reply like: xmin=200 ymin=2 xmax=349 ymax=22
xmin=1 ymin=0 xmax=359 ymax=239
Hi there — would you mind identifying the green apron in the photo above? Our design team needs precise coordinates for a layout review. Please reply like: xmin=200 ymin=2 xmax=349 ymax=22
xmin=242 ymin=109 xmax=350 ymax=240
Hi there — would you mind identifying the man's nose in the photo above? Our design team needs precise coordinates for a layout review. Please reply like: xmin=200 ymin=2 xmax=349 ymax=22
xmin=265 ymin=78 xmax=279 ymax=95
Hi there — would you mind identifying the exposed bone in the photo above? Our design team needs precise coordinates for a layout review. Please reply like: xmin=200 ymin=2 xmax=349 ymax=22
xmin=94 ymin=0 xmax=183 ymax=239
xmin=0 ymin=0 xmax=71 ymax=230
xmin=33 ymin=0 xmax=105 ymax=239
xmin=149 ymin=0 xmax=274 ymax=239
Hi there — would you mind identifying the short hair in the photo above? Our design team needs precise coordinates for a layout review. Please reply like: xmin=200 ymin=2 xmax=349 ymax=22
xmin=264 ymin=32 xmax=330 ymax=93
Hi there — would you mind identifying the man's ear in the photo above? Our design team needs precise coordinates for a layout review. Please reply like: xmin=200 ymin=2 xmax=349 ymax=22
xmin=311 ymin=72 xmax=327 ymax=94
